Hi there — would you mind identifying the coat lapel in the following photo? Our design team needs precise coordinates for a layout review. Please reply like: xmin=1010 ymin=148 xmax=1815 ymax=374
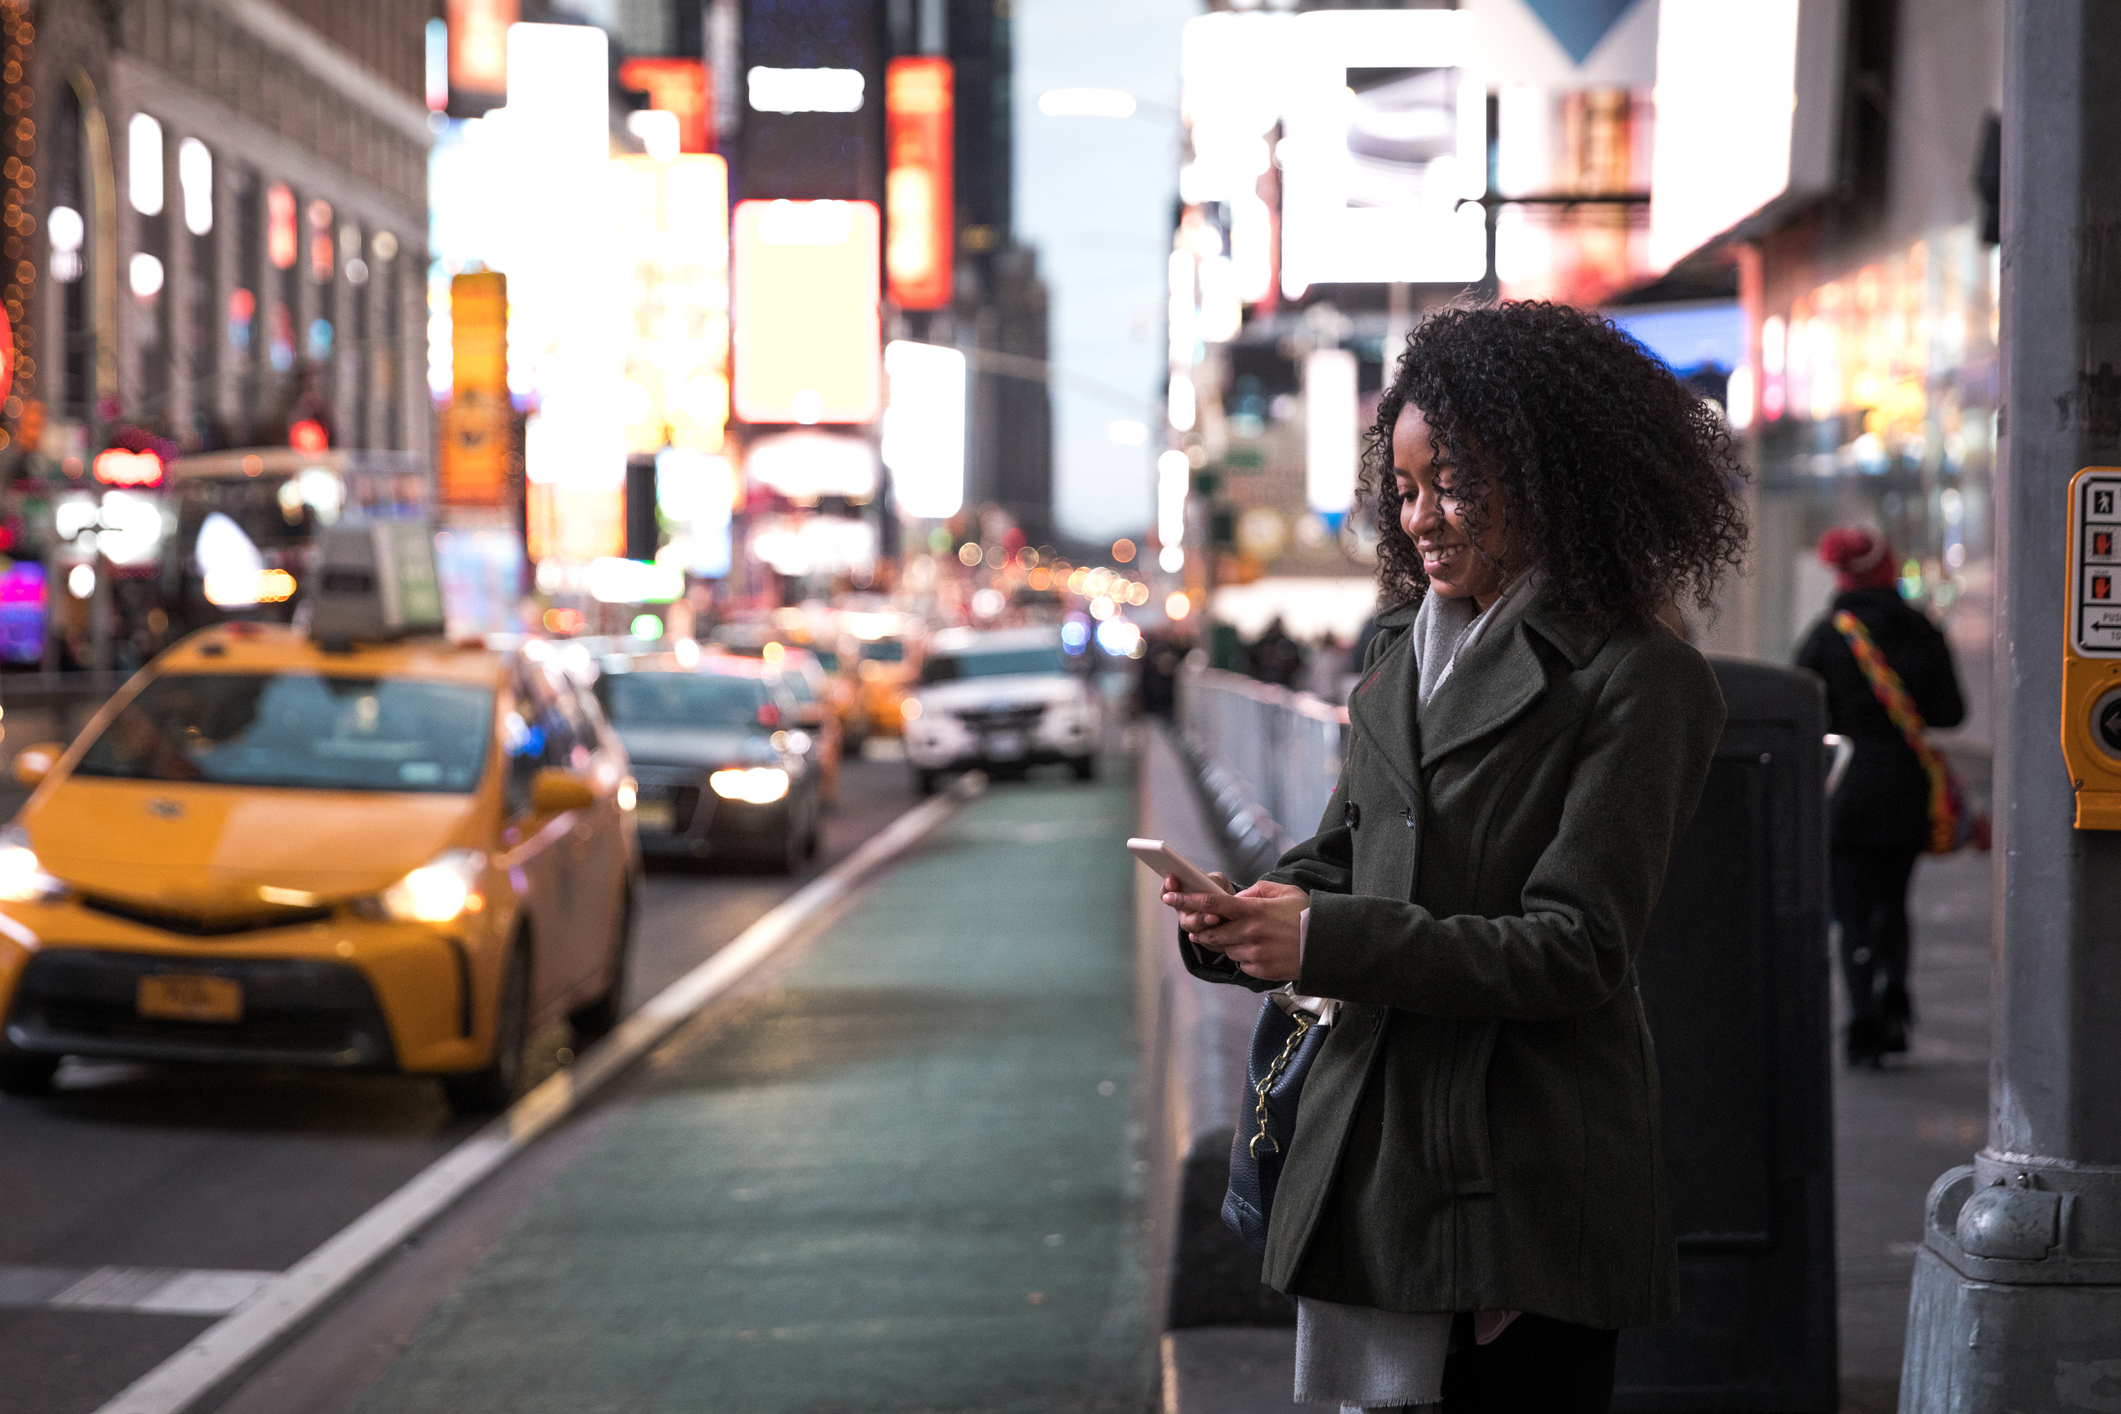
xmin=1416 ymin=620 xmax=1549 ymax=768
xmin=1415 ymin=583 xmax=1614 ymax=769
xmin=1347 ymin=602 xmax=1423 ymax=801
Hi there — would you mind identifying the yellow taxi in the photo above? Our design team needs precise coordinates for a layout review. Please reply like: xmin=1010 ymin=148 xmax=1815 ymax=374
xmin=0 ymin=624 xmax=639 ymax=1115
xmin=853 ymin=633 xmax=920 ymax=737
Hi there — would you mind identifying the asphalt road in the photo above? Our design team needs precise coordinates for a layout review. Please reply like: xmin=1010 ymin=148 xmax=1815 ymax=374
xmin=0 ymin=745 xmax=924 ymax=1414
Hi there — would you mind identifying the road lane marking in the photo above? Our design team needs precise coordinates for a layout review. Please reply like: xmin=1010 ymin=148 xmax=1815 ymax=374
xmin=0 ymin=1266 xmax=278 ymax=1316
xmin=89 ymin=775 xmax=985 ymax=1414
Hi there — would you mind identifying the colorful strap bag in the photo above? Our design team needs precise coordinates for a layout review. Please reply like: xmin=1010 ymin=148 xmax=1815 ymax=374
xmin=1831 ymin=611 xmax=1989 ymax=853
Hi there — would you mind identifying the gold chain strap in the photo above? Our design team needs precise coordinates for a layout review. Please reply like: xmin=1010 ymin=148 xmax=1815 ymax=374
xmin=1249 ymin=1011 xmax=1316 ymax=1159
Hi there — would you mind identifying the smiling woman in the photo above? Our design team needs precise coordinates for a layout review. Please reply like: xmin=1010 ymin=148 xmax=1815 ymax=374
xmin=1164 ymin=301 xmax=1745 ymax=1412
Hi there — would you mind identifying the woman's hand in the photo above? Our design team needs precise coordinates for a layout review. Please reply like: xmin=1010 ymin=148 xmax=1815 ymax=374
xmin=1162 ymin=877 xmax=1309 ymax=982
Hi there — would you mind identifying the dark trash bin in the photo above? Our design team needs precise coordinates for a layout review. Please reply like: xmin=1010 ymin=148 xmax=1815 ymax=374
xmin=1615 ymin=659 xmax=1837 ymax=1412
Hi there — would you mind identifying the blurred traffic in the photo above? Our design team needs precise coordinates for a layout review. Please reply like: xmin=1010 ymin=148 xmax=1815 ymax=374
xmin=0 ymin=0 xmax=2044 ymax=1408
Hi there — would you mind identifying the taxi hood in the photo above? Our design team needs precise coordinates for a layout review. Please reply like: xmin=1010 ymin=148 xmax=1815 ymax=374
xmin=26 ymin=778 xmax=479 ymax=912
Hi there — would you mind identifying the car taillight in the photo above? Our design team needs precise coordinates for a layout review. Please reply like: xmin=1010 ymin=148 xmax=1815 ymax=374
xmin=757 ymin=703 xmax=782 ymax=727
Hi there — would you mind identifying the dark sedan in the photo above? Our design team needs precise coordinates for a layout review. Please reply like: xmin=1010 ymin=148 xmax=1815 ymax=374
xmin=595 ymin=655 xmax=823 ymax=873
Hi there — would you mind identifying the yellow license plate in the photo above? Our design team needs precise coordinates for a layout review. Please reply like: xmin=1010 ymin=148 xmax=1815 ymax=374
xmin=635 ymin=799 xmax=677 ymax=833
xmin=137 ymin=974 xmax=244 ymax=1024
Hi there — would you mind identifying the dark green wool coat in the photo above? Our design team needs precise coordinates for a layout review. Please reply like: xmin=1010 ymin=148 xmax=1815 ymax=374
xmin=1186 ymin=586 xmax=1725 ymax=1329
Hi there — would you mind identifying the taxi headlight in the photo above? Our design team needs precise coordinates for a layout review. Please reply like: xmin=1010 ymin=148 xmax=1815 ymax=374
xmin=709 ymin=767 xmax=790 ymax=804
xmin=0 ymin=826 xmax=66 ymax=904
xmin=362 ymin=848 xmax=487 ymax=924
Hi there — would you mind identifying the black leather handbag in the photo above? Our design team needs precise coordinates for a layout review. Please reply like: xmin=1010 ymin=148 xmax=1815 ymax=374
xmin=1221 ymin=995 xmax=1330 ymax=1252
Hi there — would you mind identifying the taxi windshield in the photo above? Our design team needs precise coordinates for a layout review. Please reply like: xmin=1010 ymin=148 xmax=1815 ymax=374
xmin=74 ymin=673 xmax=494 ymax=793
xmin=600 ymin=673 xmax=764 ymax=730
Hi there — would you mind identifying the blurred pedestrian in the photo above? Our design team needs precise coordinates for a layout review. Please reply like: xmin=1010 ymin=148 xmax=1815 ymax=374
xmin=1796 ymin=526 xmax=1965 ymax=1067
xmin=1161 ymin=302 xmax=1746 ymax=1412
xmin=1138 ymin=625 xmax=1187 ymax=720
xmin=1246 ymin=616 xmax=1305 ymax=688
xmin=1303 ymin=631 xmax=1350 ymax=703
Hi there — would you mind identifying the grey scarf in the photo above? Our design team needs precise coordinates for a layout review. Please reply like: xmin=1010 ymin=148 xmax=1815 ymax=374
xmin=1409 ymin=571 xmax=1541 ymax=709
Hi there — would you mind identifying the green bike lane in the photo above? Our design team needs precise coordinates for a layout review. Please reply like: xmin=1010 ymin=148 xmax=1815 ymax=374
xmin=345 ymin=769 xmax=1152 ymax=1414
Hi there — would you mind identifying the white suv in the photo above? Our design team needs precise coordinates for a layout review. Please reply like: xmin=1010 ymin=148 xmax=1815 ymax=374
xmin=902 ymin=626 xmax=1102 ymax=793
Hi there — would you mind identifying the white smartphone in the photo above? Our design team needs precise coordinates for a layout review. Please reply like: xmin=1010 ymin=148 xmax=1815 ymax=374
xmin=1127 ymin=838 xmax=1233 ymax=897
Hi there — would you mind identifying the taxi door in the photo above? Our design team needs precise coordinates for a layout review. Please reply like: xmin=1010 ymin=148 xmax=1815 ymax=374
xmin=546 ymin=668 xmax=626 ymax=977
xmin=500 ymin=662 xmax=595 ymax=1011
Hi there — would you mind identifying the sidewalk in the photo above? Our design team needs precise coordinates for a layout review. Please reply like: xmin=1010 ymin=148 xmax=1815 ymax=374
xmin=339 ymin=770 xmax=1154 ymax=1413
xmin=1834 ymin=848 xmax=1992 ymax=1412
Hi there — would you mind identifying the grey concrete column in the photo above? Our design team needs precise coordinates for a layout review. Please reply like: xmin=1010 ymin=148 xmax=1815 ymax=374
xmin=1899 ymin=1 xmax=2121 ymax=1407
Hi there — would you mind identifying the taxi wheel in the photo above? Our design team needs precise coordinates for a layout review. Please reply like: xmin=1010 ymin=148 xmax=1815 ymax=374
xmin=0 ymin=1043 xmax=58 ymax=1097
xmin=569 ymin=892 xmax=633 ymax=1042
xmin=442 ymin=947 xmax=531 ymax=1116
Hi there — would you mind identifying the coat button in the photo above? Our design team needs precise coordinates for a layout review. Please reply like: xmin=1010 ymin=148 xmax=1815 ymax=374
xmin=1402 ymin=808 xmax=1415 ymax=827
xmin=1344 ymin=802 xmax=1361 ymax=830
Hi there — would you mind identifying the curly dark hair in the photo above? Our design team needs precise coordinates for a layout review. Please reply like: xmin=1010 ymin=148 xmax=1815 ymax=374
xmin=1365 ymin=301 xmax=1747 ymax=621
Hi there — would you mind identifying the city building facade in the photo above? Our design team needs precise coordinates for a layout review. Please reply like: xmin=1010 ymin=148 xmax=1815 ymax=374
xmin=27 ymin=0 xmax=432 ymax=461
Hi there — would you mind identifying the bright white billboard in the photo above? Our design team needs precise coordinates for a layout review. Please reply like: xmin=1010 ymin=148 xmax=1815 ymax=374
xmin=881 ymin=340 xmax=967 ymax=520
xmin=1278 ymin=9 xmax=1487 ymax=293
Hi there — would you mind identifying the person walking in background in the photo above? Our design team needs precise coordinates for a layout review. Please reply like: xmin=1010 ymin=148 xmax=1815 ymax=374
xmin=1138 ymin=624 xmax=1188 ymax=720
xmin=1246 ymin=616 xmax=1306 ymax=688
xmin=1797 ymin=526 xmax=1966 ymax=1067
xmin=1303 ymin=631 xmax=1351 ymax=703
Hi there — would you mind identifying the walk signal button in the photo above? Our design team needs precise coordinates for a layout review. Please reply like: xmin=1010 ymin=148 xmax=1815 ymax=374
xmin=2098 ymin=691 xmax=2121 ymax=760
xmin=2061 ymin=468 xmax=2121 ymax=827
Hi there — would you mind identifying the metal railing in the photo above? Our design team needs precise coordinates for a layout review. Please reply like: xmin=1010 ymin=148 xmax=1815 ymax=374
xmin=1176 ymin=662 xmax=1348 ymax=874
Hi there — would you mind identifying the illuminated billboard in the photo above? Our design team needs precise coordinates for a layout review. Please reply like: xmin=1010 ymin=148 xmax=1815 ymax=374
xmin=441 ymin=271 xmax=509 ymax=507
xmin=885 ymin=58 xmax=953 ymax=311
xmin=731 ymin=200 xmax=882 ymax=425
xmin=620 ymin=58 xmax=712 ymax=153
xmin=1277 ymin=9 xmax=1487 ymax=292
xmin=447 ymin=0 xmax=516 ymax=115
xmin=615 ymin=155 xmax=731 ymax=455
xmin=736 ymin=0 xmax=883 ymax=202
xmin=882 ymin=341 xmax=965 ymax=519
xmin=1648 ymin=0 xmax=1845 ymax=272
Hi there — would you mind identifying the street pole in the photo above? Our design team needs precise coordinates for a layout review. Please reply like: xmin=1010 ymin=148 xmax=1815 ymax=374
xmin=1900 ymin=0 xmax=2121 ymax=1405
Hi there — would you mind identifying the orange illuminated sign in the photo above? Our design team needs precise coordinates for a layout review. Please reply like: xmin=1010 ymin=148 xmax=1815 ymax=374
xmin=732 ymin=200 xmax=882 ymax=426
xmin=886 ymin=58 xmax=953 ymax=311
xmin=444 ymin=271 xmax=510 ymax=507
xmin=93 ymin=449 xmax=164 ymax=487
xmin=266 ymin=184 xmax=296 ymax=270
xmin=620 ymin=58 xmax=711 ymax=154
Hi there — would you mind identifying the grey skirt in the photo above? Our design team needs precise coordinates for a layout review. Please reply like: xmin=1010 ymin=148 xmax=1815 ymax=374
xmin=1293 ymin=1296 xmax=1451 ymax=1409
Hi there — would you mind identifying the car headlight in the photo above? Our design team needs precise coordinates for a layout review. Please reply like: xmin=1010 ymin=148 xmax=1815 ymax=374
xmin=709 ymin=767 xmax=790 ymax=804
xmin=901 ymin=699 xmax=923 ymax=721
xmin=359 ymin=848 xmax=487 ymax=924
xmin=0 ymin=826 xmax=66 ymax=904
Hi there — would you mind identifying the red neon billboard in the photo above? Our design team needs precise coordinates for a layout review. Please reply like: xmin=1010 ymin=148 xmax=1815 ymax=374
xmin=732 ymin=200 xmax=882 ymax=425
xmin=619 ymin=57 xmax=712 ymax=154
xmin=885 ymin=58 xmax=954 ymax=312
